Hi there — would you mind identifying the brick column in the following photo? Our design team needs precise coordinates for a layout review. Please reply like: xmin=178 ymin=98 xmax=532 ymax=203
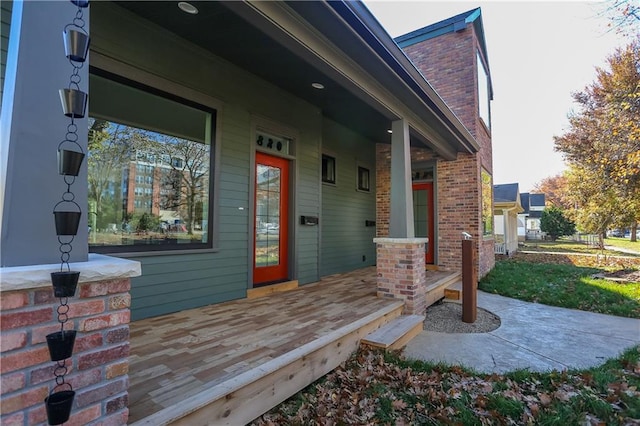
xmin=0 ymin=255 xmax=140 ymax=425
xmin=374 ymin=238 xmax=428 ymax=315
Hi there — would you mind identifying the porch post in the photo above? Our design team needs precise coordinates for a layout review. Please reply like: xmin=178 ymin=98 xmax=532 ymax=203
xmin=375 ymin=120 xmax=427 ymax=315
xmin=0 ymin=1 xmax=89 ymax=267
xmin=389 ymin=119 xmax=414 ymax=238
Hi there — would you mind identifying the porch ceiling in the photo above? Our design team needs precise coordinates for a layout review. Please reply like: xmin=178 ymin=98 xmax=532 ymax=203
xmin=116 ymin=1 xmax=394 ymax=144
xmin=113 ymin=1 xmax=470 ymax=156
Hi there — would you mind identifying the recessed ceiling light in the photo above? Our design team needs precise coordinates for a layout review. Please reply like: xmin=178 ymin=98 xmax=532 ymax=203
xmin=178 ymin=2 xmax=198 ymax=14
xmin=387 ymin=129 xmax=393 ymax=134
xmin=311 ymin=82 xmax=325 ymax=90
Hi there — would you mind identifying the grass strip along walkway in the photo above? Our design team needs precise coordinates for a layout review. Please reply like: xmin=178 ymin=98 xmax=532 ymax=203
xmin=479 ymin=258 xmax=640 ymax=319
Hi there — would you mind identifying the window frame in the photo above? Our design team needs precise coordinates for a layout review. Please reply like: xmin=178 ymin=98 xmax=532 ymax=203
xmin=481 ymin=168 xmax=494 ymax=238
xmin=356 ymin=165 xmax=371 ymax=192
xmin=87 ymin=68 xmax=217 ymax=254
xmin=477 ymin=51 xmax=491 ymax=130
xmin=322 ymin=154 xmax=336 ymax=185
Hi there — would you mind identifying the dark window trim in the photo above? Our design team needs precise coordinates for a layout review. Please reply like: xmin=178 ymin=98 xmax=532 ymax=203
xmin=357 ymin=165 xmax=370 ymax=192
xmin=88 ymin=67 xmax=217 ymax=254
xmin=322 ymin=154 xmax=336 ymax=185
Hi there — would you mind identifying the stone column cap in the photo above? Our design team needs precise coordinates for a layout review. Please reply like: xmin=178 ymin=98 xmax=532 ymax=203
xmin=373 ymin=237 xmax=428 ymax=244
xmin=1 ymin=254 xmax=141 ymax=292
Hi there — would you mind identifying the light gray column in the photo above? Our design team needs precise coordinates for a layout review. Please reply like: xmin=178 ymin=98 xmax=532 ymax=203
xmin=1 ymin=1 xmax=89 ymax=267
xmin=389 ymin=119 xmax=414 ymax=238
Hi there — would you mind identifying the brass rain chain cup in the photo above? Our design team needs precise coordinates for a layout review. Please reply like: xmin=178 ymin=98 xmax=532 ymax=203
xmin=45 ymin=1 xmax=89 ymax=424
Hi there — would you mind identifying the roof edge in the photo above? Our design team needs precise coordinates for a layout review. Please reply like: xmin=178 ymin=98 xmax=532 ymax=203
xmin=330 ymin=0 xmax=479 ymax=154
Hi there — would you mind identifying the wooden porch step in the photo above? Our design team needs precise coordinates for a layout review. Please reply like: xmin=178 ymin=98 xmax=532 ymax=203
xmin=360 ymin=314 xmax=425 ymax=350
xmin=444 ymin=280 xmax=462 ymax=302
xmin=425 ymin=271 xmax=461 ymax=308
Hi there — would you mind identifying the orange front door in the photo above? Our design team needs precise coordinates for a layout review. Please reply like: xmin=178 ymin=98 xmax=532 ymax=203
xmin=253 ymin=152 xmax=289 ymax=286
xmin=412 ymin=182 xmax=435 ymax=264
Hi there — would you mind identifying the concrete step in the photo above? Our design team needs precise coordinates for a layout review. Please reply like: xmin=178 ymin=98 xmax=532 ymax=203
xmin=361 ymin=314 xmax=425 ymax=350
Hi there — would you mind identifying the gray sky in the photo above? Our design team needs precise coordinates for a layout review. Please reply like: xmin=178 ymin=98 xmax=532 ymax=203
xmin=363 ymin=1 xmax=630 ymax=192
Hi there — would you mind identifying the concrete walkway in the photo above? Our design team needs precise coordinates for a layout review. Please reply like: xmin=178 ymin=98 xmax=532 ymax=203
xmin=404 ymin=291 xmax=640 ymax=373
xmin=604 ymin=245 xmax=640 ymax=255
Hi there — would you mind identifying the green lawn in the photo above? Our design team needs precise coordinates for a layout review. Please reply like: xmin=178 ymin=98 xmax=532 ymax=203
xmin=605 ymin=237 xmax=640 ymax=253
xmin=479 ymin=260 xmax=640 ymax=318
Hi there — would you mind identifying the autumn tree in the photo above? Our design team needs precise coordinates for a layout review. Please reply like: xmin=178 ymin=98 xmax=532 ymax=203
xmin=602 ymin=0 xmax=640 ymax=36
xmin=554 ymin=41 xmax=640 ymax=241
xmin=565 ymin=166 xmax=626 ymax=247
xmin=532 ymin=173 xmax=573 ymax=210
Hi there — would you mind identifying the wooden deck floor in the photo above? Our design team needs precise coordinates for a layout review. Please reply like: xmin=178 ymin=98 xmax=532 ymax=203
xmin=128 ymin=267 xmax=453 ymax=424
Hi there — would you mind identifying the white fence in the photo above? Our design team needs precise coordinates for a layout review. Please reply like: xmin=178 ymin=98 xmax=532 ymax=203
xmin=495 ymin=240 xmax=519 ymax=255
xmin=572 ymin=233 xmax=599 ymax=247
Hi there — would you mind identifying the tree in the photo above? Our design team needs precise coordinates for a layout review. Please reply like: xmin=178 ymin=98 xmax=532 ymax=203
xmin=565 ymin=166 xmax=622 ymax=247
xmin=532 ymin=173 xmax=573 ymax=210
xmin=156 ymin=136 xmax=210 ymax=236
xmin=87 ymin=119 xmax=132 ymax=230
xmin=601 ymin=0 xmax=640 ymax=36
xmin=541 ymin=207 xmax=576 ymax=241
xmin=553 ymin=41 xmax=640 ymax=242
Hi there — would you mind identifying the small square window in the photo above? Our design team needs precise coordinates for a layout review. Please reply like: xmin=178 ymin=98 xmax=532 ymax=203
xmin=322 ymin=155 xmax=336 ymax=184
xmin=357 ymin=166 xmax=370 ymax=192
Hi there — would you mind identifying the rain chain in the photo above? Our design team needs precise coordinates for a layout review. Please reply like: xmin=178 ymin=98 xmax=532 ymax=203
xmin=45 ymin=1 xmax=89 ymax=424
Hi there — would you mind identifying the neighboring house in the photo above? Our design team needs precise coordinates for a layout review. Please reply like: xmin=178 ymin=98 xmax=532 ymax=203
xmin=518 ymin=192 xmax=546 ymax=240
xmin=1 ymin=2 xmax=495 ymax=422
xmin=493 ymin=183 xmax=523 ymax=255
xmin=528 ymin=193 xmax=546 ymax=235
xmin=517 ymin=192 xmax=530 ymax=241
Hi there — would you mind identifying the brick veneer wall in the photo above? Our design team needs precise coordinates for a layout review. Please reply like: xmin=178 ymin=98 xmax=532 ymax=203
xmin=376 ymin=145 xmax=492 ymax=276
xmin=398 ymin=19 xmax=496 ymax=277
xmin=0 ymin=279 xmax=131 ymax=426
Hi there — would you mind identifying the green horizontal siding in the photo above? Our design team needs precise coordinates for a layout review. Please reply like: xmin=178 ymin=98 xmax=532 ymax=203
xmin=92 ymin=3 xmax=321 ymax=320
xmin=321 ymin=119 xmax=377 ymax=276
xmin=295 ymin=128 xmax=321 ymax=284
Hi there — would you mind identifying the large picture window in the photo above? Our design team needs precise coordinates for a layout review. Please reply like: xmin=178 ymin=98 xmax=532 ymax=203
xmin=88 ymin=72 xmax=214 ymax=252
xmin=481 ymin=168 xmax=493 ymax=237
